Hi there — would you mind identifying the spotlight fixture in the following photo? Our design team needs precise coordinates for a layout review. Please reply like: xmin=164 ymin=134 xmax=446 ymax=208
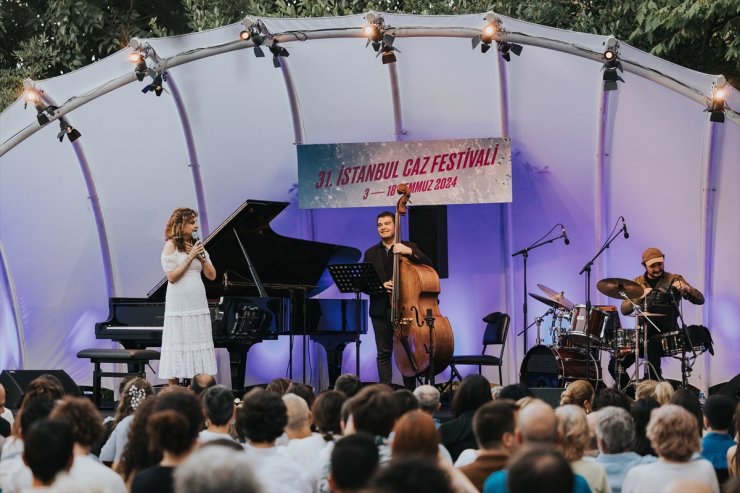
xmin=239 ymin=30 xmax=251 ymax=41
xmin=240 ymin=17 xmax=266 ymax=58
xmin=57 ymin=118 xmax=81 ymax=143
xmin=472 ymin=13 xmax=522 ymax=60
xmin=23 ymin=86 xmax=55 ymax=125
xmin=364 ymin=12 xmax=398 ymax=64
xmin=268 ymin=43 xmax=290 ymax=68
xmin=129 ymin=51 xmax=148 ymax=81
xmin=498 ymin=41 xmax=523 ymax=62
xmin=706 ymin=76 xmax=727 ymax=123
xmin=601 ymin=36 xmax=624 ymax=91
xmin=142 ymin=72 xmax=166 ymax=96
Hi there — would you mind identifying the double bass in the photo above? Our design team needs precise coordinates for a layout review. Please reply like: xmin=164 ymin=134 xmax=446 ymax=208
xmin=391 ymin=184 xmax=455 ymax=379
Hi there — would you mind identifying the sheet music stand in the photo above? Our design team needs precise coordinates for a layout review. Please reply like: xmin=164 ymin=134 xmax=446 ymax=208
xmin=328 ymin=263 xmax=385 ymax=378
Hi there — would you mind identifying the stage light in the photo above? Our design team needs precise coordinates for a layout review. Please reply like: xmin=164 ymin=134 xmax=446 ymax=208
xmin=141 ymin=72 xmax=166 ymax=96
xmin=128 ymin=51 xmax=148 ymax=81
xmin=472 ymin=13 xmax=522 ymax=60
xmin=601 ymin=36 xmax=624 ymax=91
xmin=498 ymin=41 xmax=523 ymax=62
xmin=23 ymin=85 xmax=55 ymax=126
xmin=364 ymin=12 xmax=398 ymax=64
xmin=707 ymin=76 xmax=726 ymax=123
xmin=239 ymin=30 xmax=251 ymax=41
xmin=240 ymin=17 xmax=266 ymax=58
xmin=57 ymin=119 xmax=81 ymax=143
xmin=269 ymin=43 xmax=290 ymax=68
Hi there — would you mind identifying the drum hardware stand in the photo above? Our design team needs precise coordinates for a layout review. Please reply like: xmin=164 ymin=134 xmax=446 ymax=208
xmin=512 ymin=225 xmax=567 ymax=356
xmin=517 ymin=308 xmax=552 ymax=347
xmin=666 ymin=285 xmax=697 ymax=389
xmin=621 ymin=295 xmax=662 ymax=384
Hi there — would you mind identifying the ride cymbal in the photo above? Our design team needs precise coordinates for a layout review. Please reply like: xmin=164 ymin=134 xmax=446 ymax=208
xmin=596 ymin=277 xmax=644 ymax=300
xmin=537 ymin=284 xmax=575 ymax=310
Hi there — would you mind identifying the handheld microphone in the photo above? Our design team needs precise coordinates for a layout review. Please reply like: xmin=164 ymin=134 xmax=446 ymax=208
xmin=191 ymin=232 xmax=206 ymax=261
xmin=621 ymin=217 xmax=630 ymax=239
xmin=561 ymin=224 xmax=570 ymax=245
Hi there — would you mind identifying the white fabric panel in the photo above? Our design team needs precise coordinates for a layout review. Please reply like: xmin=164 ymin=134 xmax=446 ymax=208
xmin=0 ymin=244 xmax=22 ymax=369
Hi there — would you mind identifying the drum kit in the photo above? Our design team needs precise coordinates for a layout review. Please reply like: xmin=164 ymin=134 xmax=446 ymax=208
xmin=520 ymin=277 xmax=713 ymax=390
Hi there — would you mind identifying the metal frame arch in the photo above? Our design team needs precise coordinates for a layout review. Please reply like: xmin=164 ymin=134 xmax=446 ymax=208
xmin=0 ymin=239 xmax=27 ymax=368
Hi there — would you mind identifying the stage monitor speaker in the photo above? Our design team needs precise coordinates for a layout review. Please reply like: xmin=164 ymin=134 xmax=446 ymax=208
xmin=408 ymin=205 xmax=448 ymax=279
xmin=530 ymin=388 xmax=564 ymax=408
xmin=718 ymin=374 xmax=740 ymax=402
xmin=0 ymin=369 xmax=80 ymax=409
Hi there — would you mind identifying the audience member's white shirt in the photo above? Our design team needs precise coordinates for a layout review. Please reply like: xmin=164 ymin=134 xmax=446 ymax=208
xmin=1 ymin=408 xmax=14 ymax=425
xmin=622 ymin=458 xmax=719 ymax=493
xmin=243 ymin=444 xmax=315 ymax=493
xmin=279 ymin=433 xmax=332 ymax=469
xmin=0 ymin=454 xmax=31 ymax=493
xmin=69 ymin=454 xmax=127 ymax=493
xmin=19 ymin=472 xmax=96 ymax=493
xmin=571 ymin=458 xmax=611 ymax=493
xmin=1 ymin=435 xmax=23 ymax=460
xmin=453 ymin=448 xmax=477 ymax=468
xmin=99 ymin=415 xmax=133 ymax=462
xmin=198 ymin=429 xmax=235 ymax=443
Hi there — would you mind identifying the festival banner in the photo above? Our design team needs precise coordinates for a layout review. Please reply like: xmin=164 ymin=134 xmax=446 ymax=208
xmin=297 ymin=137 xmax=511 ymax=209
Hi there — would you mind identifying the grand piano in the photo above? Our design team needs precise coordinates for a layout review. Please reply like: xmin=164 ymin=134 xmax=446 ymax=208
xmin=95 ymin=200 xmax=367 ymax=390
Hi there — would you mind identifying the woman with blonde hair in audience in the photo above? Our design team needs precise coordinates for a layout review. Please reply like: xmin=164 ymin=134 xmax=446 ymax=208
xmin=622 ymin=405 xmax=719 ymax=493
xmin=560 ymin=380 xmax=595 ymax=414
xmin=635 ymin=380 xmax=674 ymax=405
xmin=391 ymin=410 xmax=477 ymax=493
xmin=555 ymin=404 xmax=611 ymax=493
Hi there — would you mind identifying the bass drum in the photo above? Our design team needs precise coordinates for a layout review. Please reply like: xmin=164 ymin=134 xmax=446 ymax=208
xmin=520 ymin=345 xmax=602 ymax=388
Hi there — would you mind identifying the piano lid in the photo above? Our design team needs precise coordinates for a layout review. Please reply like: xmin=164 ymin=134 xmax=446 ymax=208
xmin=147 ymin=200 xmax=361 ymax=300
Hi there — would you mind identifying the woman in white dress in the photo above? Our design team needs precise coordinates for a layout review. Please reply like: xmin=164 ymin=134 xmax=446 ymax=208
xmin=158 ymin=208 xmax=217 ymax=386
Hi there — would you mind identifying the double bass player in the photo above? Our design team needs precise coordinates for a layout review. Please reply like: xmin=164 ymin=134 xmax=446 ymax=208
xmin=364 ymin=210 xmax=433 ymax=389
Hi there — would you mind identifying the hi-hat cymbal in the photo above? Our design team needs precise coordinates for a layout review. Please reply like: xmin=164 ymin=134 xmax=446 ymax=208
xmin=528 ymin=292 xmax=566 ymax=310
xmin=537 ymin=284 xmax=575 ymax=310
xmin=596 ymin=278 xmax=644 ymax=300
xmin=626 ymin=312 xmax=668 ymax=317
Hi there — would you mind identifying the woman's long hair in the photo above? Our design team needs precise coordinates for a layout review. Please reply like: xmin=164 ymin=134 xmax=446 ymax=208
xmin=164 ymin=208 xmax=197 ymax=252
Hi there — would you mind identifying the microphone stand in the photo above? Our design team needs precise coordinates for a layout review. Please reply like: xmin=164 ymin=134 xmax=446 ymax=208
xmin=666 ymin=282 xmax=696 ymax=389
xmin=512 ymin=227 xmax=566 ymax=356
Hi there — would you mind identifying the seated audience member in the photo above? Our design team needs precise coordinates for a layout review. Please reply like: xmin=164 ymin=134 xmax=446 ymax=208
xmin=99 ymin=377 xmax=153 ymax=466
xmin=174 ymin=446 xmax=262 ymax=493
xmin=200 ymin=385 xmax=236 ymax=443
xmin=663 ymin=478 xmax=714 ymax=493
xmin=328 ymin=433 xmax=379 ymax=493
xmin=0 ymin=383 xmax=14 ymax=425
xmin=497 ymin=383 xmax=532 ymax=402
xmin=593 ymin=388 xmax=633 ymax=414
xmin=131 ymin=388 xmax=204 ymax=493
xmin=458 ymin=400 xmax=518 ymax=491
xmin=728 ymin=402 xmax=740 ymax=479
xmin=118 ymin=395 xmax=160 ymax=487
xmin=266 ymin=377 xmax=292 ymax=396
xmin=235 ymin=388 xmax=312 ymax=493
xmin=0 ymin=398 xmax=55 ymax=493
xmin=391 ymin=410 xmax=476 ymax=493
xmin=556 ymin=405 xmax=611 ymax=493
xmin=370 ymin=457 xmax=454 ymax=493
xmin=281 ymin=391 xmax=345 ymax=468
xmin=414 ymin=385 xmax=442 ymax=426
xmin=630 ymin=398 xmax=660 ymax=456
xmin=283 ymin=394 xmax=314 ymax=440
xmin=190 ymin=373 xmax=216 ymax=395
xmin=439 ymin=374 xmax=492 ymax=462
xmin=483 ymin=400 xmax=592 ymax=493
xmin=593 ymin=406 xmax=656 ymax=493
xmin=50 ymin=397 xmax=127 ymax=493
xmin=21 ymin=419 xmax=82 ymax=492
xmin=394 ymin=389 xmax=419 ymax=416
xmin=490 ymin=384 xmax=503 ymax=400
xmin=561 ymin=380 xmax=595 ymax=414
xmin=287 ymin=383 xmax=316 ymax=409
xmin=701 ymin=394 xmax=736 ymax=483
xmin=334 ymin=374 xmax=361 ymax=398
xmin=635 ymin=380 xmax=674 ymax=405
xmin=622 ymin=404 xmax=719 ymax=493
xmin=669 ymin=389 xmax=704 ymax=436
xmin=508 ymin=446 xmax=574 ymax=493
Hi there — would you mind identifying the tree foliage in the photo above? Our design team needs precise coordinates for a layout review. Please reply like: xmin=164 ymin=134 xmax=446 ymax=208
xmin=0 ymin=0 xmax=737 ymax=111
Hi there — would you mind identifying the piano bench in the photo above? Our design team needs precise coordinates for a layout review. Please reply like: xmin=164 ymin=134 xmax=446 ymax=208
xmin=76 ymin=349 xmax=161 ymax=409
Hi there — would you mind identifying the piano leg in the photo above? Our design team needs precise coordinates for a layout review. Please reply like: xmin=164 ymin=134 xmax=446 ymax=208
xmin=226 ymin=343 xmax=254 ymax=393
xmin=311 ymin=336 xmax=351 ymax=388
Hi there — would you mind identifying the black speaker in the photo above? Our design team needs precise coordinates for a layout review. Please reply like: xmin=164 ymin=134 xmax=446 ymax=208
xmin=408 ymin=205 xmax=448 ymax=279
xmin=718 ymin=374 xmax=740 ymax=402
xmin=531 ymin=388 xmax=565 ymax=408
xmin=0 ymin=369 xmax=81 ymax=409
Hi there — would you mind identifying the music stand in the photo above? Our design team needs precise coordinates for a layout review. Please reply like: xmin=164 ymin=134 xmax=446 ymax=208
xmin=328 ymin=263 xmax=385 ymax=378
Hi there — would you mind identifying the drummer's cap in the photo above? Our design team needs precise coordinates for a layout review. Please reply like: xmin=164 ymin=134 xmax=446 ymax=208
xmin=641 ymin=247 xmax=664 ymax=267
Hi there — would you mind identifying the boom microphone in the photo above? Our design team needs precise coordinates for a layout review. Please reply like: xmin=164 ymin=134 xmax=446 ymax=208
xmin=561 ymin=224 xmax=570 ymax=245
xmin=621 ymin=217 xmax=630 ymax=239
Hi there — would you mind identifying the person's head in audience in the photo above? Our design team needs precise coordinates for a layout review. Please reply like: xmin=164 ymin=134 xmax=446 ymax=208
xmin=393 ymin=389 xmax=419 ymax=417
xmin=517 ymin=399 xmax=558 ymax=445
xmin=555 ymin=405 xmax=590 ymax=462
xmin=49 ymin=396 xmax=104 ymax=454
xmin=312 ymin=390 xmax=345 ymax=441
xmin=452 ymin=374 xmax=492 ymax=418
xmin=22 ymin=419 xmax=74 ymax=487
xmin=413 ymin=385 xmax=441 ymax=416
xmin=115 ymin=377 xmax=153 ymax=425
xmin=148 ymin=388 xmax=203 ymax=464
xmin=647 ymin=404 xmax=700 ymax=462
xmin=498 ymin=383 xmax=532 ymax=402
xmin=20 ymin=398 xmax=55 ymax=441
xmin=595 ymin=406 xmax=635 ymax=454
xmin=12 ymin=374 xmax=65 ymax=437
xmin=328 ymin=433 xmax=379 ymax=493
xmin=391 ymin=410 xmax=439 ymax=459
xmin=516 ymin=396 xmax=535 ymax=409
xmin=491 ymin=384 xmax=504 ymax=400
xmin=369 ymin=457 xmax=454 ymax=493
xmin=473 ymin=400 xmax=518 ymax=453
xmin=265 ymin=377 xmax=292 ymax=396
xmin=346 ymin=384 xmax=398 ymax=438
xmin=654 ymin=381 xmax=675 ymax=405
xmin=190 ymin=374 xmax=217 ymax=395
xmin=283 ymin=393 xmax=312 ymax=439
xmin=286 ymin=382 xmax=316 ymax=409
xmin=560 ymin=380 xmax=594 ymax=413
xmin=334 ymin=374 xmax=362 ymax=398
xmin=507 ymin=446 xmax=574 ymax=493
xmin=0 ymin=383 xmax=8 ymax=415
xmin=635 ymin=380 xmax=659 ymax=401
xmin=669 ymin=388 xmax=704 ymax=435
xmin=119 ymin=395 xmax=161 ymax=483
xmin=703 ymin=394 xmax=735 ymax=433
xmin=202 ymin=385 xmax=235 ymax=430
xmin=235 ymin=388 xmax=287 ymax=446
xmin=593 ymin=387 xmax=632 ymax=413
xmin=631 ymin=397 xmax=660 ymax=456
xmin=174 ymin=445 xmax=262 ymax=493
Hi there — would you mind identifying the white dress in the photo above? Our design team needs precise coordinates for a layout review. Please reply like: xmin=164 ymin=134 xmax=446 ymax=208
xmin=158 ymin=248 xmax=217 ymax=379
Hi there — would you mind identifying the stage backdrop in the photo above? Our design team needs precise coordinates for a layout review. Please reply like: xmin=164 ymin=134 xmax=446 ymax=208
xmin=0 ymin=13 xmax=738 ymax=394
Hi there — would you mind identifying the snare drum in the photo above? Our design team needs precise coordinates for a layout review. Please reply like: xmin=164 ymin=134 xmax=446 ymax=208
xmin=660 ymin=331 xmax=683 ymax=356
xmin=520 ymin=345 xmax=602 ymax=388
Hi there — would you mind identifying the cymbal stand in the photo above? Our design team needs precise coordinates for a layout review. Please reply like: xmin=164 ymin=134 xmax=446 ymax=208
xmin=621 ymin=293 xmax=662 ymax=383
xmin=666 ymin=283 xmax=696 ymax=388
xmin=516 ymin=308 xmax=552 ymax=347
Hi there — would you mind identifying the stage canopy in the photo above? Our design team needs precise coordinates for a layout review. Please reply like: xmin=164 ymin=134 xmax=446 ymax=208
xmin=1 ymin=13 xmax=738 ymax=392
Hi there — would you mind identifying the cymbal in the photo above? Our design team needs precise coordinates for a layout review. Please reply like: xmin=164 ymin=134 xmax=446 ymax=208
xmin=528 ymin=292 xmax=566 ymax=310
xmin=596 ymin=278 xmax=644 ymax=300
xmin=536 ymin=284 xmax=575 ymax=310
xmin=626 ymin=312 xmax=668 ymax=317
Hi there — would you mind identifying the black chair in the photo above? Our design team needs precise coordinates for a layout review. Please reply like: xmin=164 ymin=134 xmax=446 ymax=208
xmin=445 ymin=312 xmax=510 ymax=388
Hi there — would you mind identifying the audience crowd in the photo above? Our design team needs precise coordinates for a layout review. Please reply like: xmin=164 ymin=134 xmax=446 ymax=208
xmin=0 ymin=372 xmax=737 ymax=493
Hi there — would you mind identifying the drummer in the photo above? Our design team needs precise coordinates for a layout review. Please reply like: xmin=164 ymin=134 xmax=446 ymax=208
xmin=610 ymin=247 xmax=704 ymax=383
